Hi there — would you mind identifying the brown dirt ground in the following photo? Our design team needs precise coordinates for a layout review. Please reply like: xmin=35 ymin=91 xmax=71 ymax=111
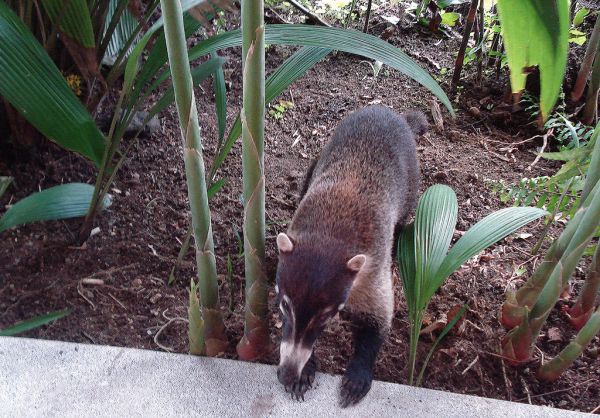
xmin=1 ymin=15 xmax=599 ymax=413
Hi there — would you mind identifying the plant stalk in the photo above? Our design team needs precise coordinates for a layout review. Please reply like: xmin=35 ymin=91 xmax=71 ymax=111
xmin=236 ymin=0 xmax=271 ymax=361
xmin=583 ymin=46 xmax=600 ymax=125
xmin=572 ymin=16 xmax=600 ymax=102
xmin=501 ymin=137 xmax=600 ymax=329
xmin=451 ymin=0 xmax=479 ymax=93
xmin=161 ymin=0 xmax=226 ymax=356
xmin=568 ymin=243 xmax=600 ymax=329
xmin=502 ymin=183 xmax=600 ymax=363
xmin=538 ymin=305 xmax=600 ymax=381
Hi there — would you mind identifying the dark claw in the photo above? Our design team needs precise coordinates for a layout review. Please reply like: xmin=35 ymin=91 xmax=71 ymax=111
xmin=339 ymin=373 xmax=372 ymax=408
xmin=282 ymin=355 xmax=318 ymax=402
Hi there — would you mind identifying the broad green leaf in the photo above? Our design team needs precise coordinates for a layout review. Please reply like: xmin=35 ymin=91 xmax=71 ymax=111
xmin=432 ymin=207 xmax=547 ymax=299
xmin=573 ymin=7 xmax=590 ymax=27
xmin=0 ymin=177 xmax=12 ymax=199
xmin=0 ymin=310 xmax=70 ymax=336
xmin=0 ymin=183 xmax=112 ymax=233
xmin=496 ymin=0 xmax=570 ymax=121
xmin=210 ymin=46 xmax=331 ymax=177
xmin=440 ymin=12 xmax=460 ymax=27
xmin=414 ymin=184 xmax=458 ymax=309
xmin=0 ymin=2 xmax=105 ymax=165
xmin=41 ymin=0 xmax=95 ymax=47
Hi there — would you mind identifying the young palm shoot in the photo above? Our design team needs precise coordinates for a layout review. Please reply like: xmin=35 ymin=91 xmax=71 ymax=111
xmin=236 ymin=0 xmax=271 ymax=361
xmin=161 ymin=0 xmax=227 ymax=356
xmin=397 ymin=184 xmax=546 ymax=385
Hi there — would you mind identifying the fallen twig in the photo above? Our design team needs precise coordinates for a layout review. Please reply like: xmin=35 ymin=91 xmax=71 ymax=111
xmin=153 ymin=317 xmax=188 ymax=352
xmin=520 ymin=377 xmax=532 ymax=404
xmin=527 ymin=129 xmax=552 ymax=171
xmin=286 ymin=0 xmax=331 ymax=27
xmin=77 ymin=280 xmax=96 ymax=309
xmin=461 ymin=355 xmax=479 ymax=375
xmin=515 ymin=378 xmax=595 ymax=402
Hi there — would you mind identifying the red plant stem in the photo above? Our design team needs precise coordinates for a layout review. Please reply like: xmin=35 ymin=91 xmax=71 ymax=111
xmin=572 ymin=17 xmax=600 ymax=102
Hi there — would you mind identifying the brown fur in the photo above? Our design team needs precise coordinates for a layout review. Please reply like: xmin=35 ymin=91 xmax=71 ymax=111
xmin=287 ymin=105 xmax=424 ymax=332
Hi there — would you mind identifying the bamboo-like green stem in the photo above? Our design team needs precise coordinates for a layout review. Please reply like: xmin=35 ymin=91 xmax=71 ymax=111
xmin=537 ymin=305 xmax=600 ymax=381
xmin=161 ymin=0 xmax=226 ymax=356
xmin=236 ymin=0 xmax=271 ymax=361
xmin=502 ymin=183 xmax=600 ymax=363
xmin=568 ymin=243 xmax=600 ymax=329
xmin=581 ymin=126 xmax=600 ymax=205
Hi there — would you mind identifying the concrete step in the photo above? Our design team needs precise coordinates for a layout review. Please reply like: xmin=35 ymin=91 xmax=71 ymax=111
xmin=0 ymin=337 xmax=586 ymax=417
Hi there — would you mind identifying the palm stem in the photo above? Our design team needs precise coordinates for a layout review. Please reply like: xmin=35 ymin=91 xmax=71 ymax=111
xmin=236 ymin=0 xmax=271 ymax=361
xmin=161 ymin=0 xmax=226 ymax=356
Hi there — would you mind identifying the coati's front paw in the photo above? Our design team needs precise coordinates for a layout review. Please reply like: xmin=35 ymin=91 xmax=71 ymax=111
xmin=339 ymin=367 xmax=373 ymax=407
xmin=284 ymin=356 xmax=317 ymax=401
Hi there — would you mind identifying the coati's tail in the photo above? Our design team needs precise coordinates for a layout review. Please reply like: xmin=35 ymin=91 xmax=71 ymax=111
xmin=402 ymin=110 xmax=428 ymax=136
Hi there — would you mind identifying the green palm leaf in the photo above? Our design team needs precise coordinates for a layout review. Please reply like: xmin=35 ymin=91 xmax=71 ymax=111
xmin=0 ymin=183 xmax=112 ymax=233
xmin=0 ymin=310 xmax=70 ymax=336
xmin=41 ymin=0 xmax=95 ymax=47
xmin=184 ymin=25 xmax=453 ymax=115
xmin=414 ymin=184 xmax=458 ymax=309
xmin=433 ymin=207 xmax=547 ymax=297
xmin=0 ymin=2 xmax=105 ymax=165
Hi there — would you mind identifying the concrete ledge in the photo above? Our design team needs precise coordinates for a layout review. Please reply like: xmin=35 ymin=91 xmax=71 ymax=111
xmin=0 ymin=337 xmax=585 ymax=417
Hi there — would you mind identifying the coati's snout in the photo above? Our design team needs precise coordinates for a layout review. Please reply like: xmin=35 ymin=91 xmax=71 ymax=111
xmin=275 ymin=232 xmax=367 ymax=397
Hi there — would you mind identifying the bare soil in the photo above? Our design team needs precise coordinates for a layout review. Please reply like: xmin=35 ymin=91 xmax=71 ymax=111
xmin=1 ymin=19 xmax=598 ymax=413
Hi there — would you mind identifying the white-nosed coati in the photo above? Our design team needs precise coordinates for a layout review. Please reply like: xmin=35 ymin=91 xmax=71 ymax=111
xmin=275 ymin=105 xmax=427 ymax=407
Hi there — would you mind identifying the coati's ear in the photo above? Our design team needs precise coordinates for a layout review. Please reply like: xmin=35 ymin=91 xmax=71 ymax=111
xmin=277 ymin=233 xmax=294 ymax=254
xmin=346 ymin=254 xmax=367 ymax=272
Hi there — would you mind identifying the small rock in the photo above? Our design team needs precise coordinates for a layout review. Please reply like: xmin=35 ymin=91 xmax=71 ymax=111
xmin=468 ymin=106 xmax=481 ymax=117
xmin=547 ymin=327 xmax=562 ymax=342
xmin=149 ymin=293 xmax=162 ymax=304
xmin=131 ymin=278 xmax=143 ymax=288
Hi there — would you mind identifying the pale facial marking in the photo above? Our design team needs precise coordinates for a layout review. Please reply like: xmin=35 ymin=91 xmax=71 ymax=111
xmin=278 ymin=294 xmax=313 ymax=375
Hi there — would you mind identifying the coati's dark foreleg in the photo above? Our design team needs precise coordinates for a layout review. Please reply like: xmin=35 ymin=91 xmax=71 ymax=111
xmin=340 ymin=314 xmax=385 ymax=407
xmin=288 ymin=352 xmax=318 ymax=401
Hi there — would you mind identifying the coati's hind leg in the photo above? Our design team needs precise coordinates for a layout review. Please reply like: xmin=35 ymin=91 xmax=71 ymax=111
xmin=340 ymin=313 xmax=386 ymax=407
xmin=288 ymin=352 xmax=318 ymax=401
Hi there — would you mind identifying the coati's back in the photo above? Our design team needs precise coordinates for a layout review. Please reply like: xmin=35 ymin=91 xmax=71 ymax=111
xmin=289 ymin=105 xmax=424 ymax=255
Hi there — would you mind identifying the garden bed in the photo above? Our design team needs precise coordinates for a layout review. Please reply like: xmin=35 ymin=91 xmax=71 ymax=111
xmin=1 ymin=23 xmax=598 ymax=413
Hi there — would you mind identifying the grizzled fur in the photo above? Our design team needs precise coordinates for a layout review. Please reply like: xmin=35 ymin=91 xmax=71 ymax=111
xmin=276 ymin=105 xmax=425 ymax=406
